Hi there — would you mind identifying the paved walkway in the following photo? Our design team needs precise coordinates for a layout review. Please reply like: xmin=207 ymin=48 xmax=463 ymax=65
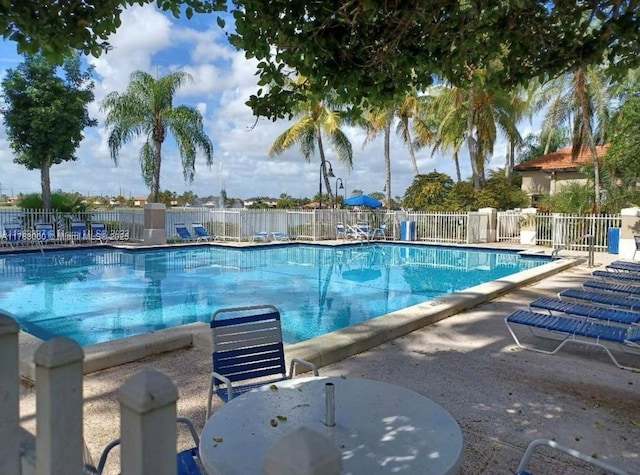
xmin=18 ymin=250 xmax=640 ymax=474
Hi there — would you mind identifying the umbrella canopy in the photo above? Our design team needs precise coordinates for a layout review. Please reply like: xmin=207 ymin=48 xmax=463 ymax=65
xmin=343 ymin=194 xmax=383 ymax=208
xmin=342 ymin=268 xmax=382 ymax=282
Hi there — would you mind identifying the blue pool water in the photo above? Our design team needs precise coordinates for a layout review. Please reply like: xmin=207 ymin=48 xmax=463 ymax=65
xmin=0 ymin=244 xmax=550 ymax=346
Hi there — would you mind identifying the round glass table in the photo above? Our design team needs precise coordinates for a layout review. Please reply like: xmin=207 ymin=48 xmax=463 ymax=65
xmin=199 ymin=376 xmax=463 ymax=474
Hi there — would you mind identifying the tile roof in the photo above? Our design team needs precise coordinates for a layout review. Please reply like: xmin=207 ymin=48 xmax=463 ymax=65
xmin=514 ymin=145 xmax=608 ymax=172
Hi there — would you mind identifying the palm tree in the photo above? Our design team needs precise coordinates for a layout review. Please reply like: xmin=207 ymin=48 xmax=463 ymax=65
xmin=269 ymin=91 xmax=353 ymax=208
xmin=362 ymin=106 xmax=394 ymax=209
xmin=396 ymin=91 xmax=422 ymax=176
xmin=101 ymin=70 xmax=213 ymax=202
xmin=425 ymin=80 xmax=523 ymax=189
xmin=536 ymin=65 xmax=613 ymax=206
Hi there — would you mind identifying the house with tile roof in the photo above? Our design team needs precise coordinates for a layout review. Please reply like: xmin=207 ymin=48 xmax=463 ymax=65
xmin=514 ymin=145 xmax=608 ymax=202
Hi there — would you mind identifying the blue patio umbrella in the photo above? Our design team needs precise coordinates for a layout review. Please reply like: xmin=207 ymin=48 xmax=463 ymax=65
xmin=343 ymin=194 xmax=383 ymax=208
xmin=342 ymin=268 xmax=382 ymax=282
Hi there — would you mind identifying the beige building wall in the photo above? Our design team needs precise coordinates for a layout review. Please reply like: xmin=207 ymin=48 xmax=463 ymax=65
xmin=553 ymin=172 xmax=588 ymax=192
xmin=520 ymin=172 xmax=550 ymax=195
xmin=520 ymin=171 xmax=588 ymax=196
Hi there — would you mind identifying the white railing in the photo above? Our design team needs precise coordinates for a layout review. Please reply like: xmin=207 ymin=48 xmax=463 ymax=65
xmin=497 ymin=210 xmax=521 ymax=243
xmin=1 ymin=207 xmax=622 ymax=248
xmin=0 ymin=312 xmax=182 ymax=475
xmin=407 ymin=211 xmax=470 ymax=243
xmin=0 ymin=208 xmax=145 ymax=242
xmin=497 ymin=210 xmax=621 ymax=252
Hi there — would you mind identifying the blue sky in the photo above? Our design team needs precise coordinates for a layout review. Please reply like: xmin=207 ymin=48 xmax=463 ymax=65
xmin=0 ymin=5 xmax=535 ymax=201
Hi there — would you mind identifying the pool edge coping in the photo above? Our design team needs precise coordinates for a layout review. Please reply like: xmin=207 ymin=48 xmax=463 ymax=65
xmin=18 ymin=256 xmax=580 ymax=381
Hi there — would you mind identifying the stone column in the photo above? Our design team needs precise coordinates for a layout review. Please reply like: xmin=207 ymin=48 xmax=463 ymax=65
xmin=118 ymin=369 xmax=178 ymax=475
xmin=519 ymin=208 xmax=537 ymax=245
xmin=34 ymin=338 xmax=84 ymax=475
xmin=143 ymin=203 xmax=167 ymax=245
xmin=618 ymin=207 xmax=640 ymax=260
xmin=478 ymin=207 xmax=497 ymax=243
xmin=0 ymin=314 xmax=20 ymax=475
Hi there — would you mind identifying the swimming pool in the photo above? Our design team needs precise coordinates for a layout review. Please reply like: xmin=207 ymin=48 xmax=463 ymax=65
xmin=0 ymin=244 xmax=550 ymax=346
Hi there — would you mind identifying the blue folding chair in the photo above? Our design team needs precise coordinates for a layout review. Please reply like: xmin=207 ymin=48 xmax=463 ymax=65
xmin=515 ymin=438 xmax=627 ymax=475
xmin=88 ymin=417 xmax=202 ymax=475
xmin=206 ymin=304 xmax=319 ymax=418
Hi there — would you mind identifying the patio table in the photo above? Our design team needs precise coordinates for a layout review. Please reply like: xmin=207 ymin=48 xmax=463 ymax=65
xmin=199 ymin=376 xmax=463 ymax=474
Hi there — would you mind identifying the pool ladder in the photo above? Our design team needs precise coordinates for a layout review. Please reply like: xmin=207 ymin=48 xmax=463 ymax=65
xmin=551 ymin=234 xmax=594 ymax=267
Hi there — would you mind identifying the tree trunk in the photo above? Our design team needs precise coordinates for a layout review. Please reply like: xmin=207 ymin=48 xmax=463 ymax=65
xmin=41 ymin=160 xmax=52 ymax=210
xmin=384 ymin=119 xmax=392 ymax=209
xmin=152 ymin=139 xmax=162 ymax=203
xmin=505 ymin=139 xmax=514 ymax=179
xmin=317 ymin=131 xmax=333 ymax=208
xmin=466 ymin=89 xmax=481 ymax=189
xmin=454 ymin=150 xmax=462 ymax=182
xmin=403 ymin=117 xmax=420 ymax=176
xmin=575 ymin=66 xmax=601 ymax=208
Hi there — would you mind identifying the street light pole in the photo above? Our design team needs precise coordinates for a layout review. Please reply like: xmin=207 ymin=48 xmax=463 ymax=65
xmin=318 ymin=160 xmax=335 ymax=209
xmin=335 ymin=178 xmax=344 ymax=208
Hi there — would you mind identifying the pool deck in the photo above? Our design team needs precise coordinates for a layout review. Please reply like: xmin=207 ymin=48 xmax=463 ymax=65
xmin=15 ymin=244 xmax=640 ymax=474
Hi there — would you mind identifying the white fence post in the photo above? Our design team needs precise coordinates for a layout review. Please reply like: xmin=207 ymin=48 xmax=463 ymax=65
xmin=34 ymin=337 xmax=85 ymax=475
xmin=519 ymin=208 xmax=537 ymax=245
xmin=478 ymin=208 xmax=496 ymax=242
xmin=0 ymin=313 xmax=20 ymax=475
xmin=118 ymin=369 xmax=178 ymax=475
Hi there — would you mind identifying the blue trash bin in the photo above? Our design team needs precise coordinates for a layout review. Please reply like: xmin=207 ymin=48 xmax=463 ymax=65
xmin=400 ymin=221 xmax=416 ymax=241
xmin=607 ymin=227 xmax=620 ymax=254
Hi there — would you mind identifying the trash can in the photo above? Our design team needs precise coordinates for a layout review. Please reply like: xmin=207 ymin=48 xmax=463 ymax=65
xmin=607 ymin=227 xmax=620 ymax=254
xmin=400 ymin=221 xmax=416 ymax=241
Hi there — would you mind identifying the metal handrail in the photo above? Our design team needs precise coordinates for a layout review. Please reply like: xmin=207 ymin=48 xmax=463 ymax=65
xmin=552 ymin=234 xmax=594 ymax=267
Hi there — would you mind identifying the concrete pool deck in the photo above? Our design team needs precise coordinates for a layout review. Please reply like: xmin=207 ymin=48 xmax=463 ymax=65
xmin=15 ymin=246 xmax=640 ymax=473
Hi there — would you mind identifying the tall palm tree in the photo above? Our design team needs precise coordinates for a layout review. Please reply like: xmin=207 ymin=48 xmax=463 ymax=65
xmin=396 ymin=91 xmax=422 ymax=176
xmin=269 ymin=91 xmax=353 ymax=208
xmin=362 ymin=106 xmax=394 ymax=209
xmin=536 ymin=65 xmax=613 ymax=206
xmin=101 ymin=70 xmax=213 ymax=203
xmin=426 ymin=80 xmax=523 ymax=189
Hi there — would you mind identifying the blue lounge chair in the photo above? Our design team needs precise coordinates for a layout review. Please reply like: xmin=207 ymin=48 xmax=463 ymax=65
xmin=515 ymin=438 xmax=628 ymax=475
xmin=606 ymin=260 xmax=640 ymax=273
xmin=206 ymin=304 xmax=319 ymax=418
xmin=35 ymin=223 xmax=60 ymax=245
xmin=251 ymin=231 xmax=269 ymax=242
xmin=71 ymin=221 xmax=89 ymax=243
xmin=559 ymin=288 xmax=640 ymax=312
xmin=192 ymin=223 xmax=215 ymax=241
xmin=90 ymin=223 xmax=108 ymax=242
xmin=3 ymin=223 xmax=24 ymax=247
xmin=175 ymin=223 xmax=196 ymax=242
xmin=504 ymin=309 xmax=640 ymax=371
xmin=270 ymin=231 xmax=291 ymax=241
xmin=583 ymin=280 xmax=640 ymax=297
xmin=89 ymin=417 xmax=202 ymax=475
xmin=529 ymin=297 xmax=640 ymax=326
xmin=592 ymin=270 xmax=640 ymax=285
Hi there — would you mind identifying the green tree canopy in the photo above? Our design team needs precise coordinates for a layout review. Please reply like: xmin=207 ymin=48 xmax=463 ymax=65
xmin=1 ymin=54 xmax=96 ymax=209
xmin=0 ymin=0 xmax=222 ymax=60
xmin=5 ymin=2 xmax=640 ymax=120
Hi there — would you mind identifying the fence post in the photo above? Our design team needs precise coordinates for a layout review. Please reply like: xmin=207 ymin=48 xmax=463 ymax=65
xmin=118 ymin=369 xmax=178 ymax=475
xmin=519 ymin=208 xmax=537 ymax=245
xmin=0 ymin=313 xmax=20 ymax=475
xmin=618 ymin=207 xmax=640 ymax=260
xmin=478 ymin=208 xmax=497 ymax=243
xmin=143 ymin=203 xmax=167 ymax=245
xmin=34 ymin=337 xmax=85 ymax=475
